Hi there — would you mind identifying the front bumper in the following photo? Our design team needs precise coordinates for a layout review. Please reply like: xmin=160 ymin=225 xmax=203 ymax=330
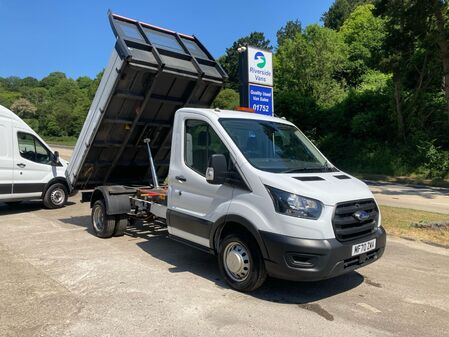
xmin=260 ymin=226 xmax=386 ymax=282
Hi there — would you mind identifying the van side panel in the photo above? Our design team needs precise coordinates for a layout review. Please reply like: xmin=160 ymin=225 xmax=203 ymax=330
xmin=0 ymin=116 xmax=13 ymax=197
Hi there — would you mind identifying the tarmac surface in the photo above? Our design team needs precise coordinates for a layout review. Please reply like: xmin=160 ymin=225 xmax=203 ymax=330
xmin=0 ymin=198 xmax=448 ymax=337
xmin=367 ymin=180 xmax=449 ymax=214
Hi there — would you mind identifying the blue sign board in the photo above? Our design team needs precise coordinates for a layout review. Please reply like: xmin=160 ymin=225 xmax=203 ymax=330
xmin=248 ymin=84 xmax=273 ymax=116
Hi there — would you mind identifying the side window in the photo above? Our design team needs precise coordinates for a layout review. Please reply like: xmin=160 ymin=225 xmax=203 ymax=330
xmin=184 ymin=120 xmax=229 ymax=175
xmin=17 ymin=132 xmax=52 ymax=165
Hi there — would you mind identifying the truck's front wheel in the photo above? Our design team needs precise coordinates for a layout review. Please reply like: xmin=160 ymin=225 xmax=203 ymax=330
xmin=91 ymin=200 xmax=116 ymax=238
xmin=218 ymin=234 xmax=267 ymax=292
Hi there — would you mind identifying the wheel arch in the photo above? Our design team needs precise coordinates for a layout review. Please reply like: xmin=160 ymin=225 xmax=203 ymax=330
xmin=41 ymin=177 xmax=70 ymax=199
xmin=210 ymin=215 xmax=269 ymax=259
xmin=89 ymin=185 xmax=133 ymax=216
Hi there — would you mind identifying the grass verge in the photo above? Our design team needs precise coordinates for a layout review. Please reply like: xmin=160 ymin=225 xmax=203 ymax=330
xmin=42 ymin=136 xmax=77 ymax=146
xmin=380 ymin=205 xmax=449 ymax=247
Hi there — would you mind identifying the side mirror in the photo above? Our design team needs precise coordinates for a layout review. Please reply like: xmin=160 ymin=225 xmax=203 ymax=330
xmin=206 ymin=154 xmax=227 ymax=185
xmin=52 ymin=151 xmax=60 ymax=165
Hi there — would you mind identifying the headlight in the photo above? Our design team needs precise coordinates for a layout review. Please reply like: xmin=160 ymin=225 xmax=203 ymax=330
xmin=266 ymin=186 xmax=323 ymax=220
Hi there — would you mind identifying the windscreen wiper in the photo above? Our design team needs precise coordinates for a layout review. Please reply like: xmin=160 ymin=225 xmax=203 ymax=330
xmin=282 ymin=165 xmax=338 ymax=173
xmin=282 ymin=167 xmax=324 ymax=173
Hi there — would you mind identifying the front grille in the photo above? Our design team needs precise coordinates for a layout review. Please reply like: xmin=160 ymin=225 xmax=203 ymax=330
xmin=332 ymin=198 xmax=378 ymax=242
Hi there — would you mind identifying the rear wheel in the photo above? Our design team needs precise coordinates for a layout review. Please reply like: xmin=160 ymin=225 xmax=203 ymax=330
xmin=218 ymin=233 xmax=267 ymax=292
xmin=91 ymin=200 xmax=116 ymax=238
xmin=113 ymin=215 xmax=128 ymax=236
xmin=43 ymin=183 xmax=68 ymax=209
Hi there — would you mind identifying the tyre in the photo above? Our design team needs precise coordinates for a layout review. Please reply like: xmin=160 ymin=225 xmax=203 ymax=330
xmin=43 ymin=183 xmax=68 ymax=209
xmin=113 ymin=215 xmax=128 ymax=236
xmin=218 ymin=233 xmax=267 ymax=292
xmin=91 ymin=200 xmax=116 ymax=238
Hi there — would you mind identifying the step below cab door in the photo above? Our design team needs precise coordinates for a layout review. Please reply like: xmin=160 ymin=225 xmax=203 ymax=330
xmin=168 ymin=115 xmax=234 ymax=248
xmin=0 ymin=117 xmax=13 ymax=200
xmin=12 ymin=129 xmax=56 ymax=199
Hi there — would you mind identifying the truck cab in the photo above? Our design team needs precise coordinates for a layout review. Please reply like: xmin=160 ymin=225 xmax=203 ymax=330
xmin=0 ymin=104 xmax=71 ymax=208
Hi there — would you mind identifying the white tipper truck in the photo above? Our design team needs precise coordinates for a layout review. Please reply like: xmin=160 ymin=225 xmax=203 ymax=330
xmin=66 ymin=12 xmax=386 ymax=292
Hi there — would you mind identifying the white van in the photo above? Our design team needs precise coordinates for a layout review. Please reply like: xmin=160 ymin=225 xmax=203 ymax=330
xmin=0 ymin=104 xmax=71 ymax=208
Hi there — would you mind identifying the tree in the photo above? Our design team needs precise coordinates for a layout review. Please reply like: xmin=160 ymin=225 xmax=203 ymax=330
xmin=275 ymin=24 xmax=348 ymax=108
xmin=219 ymin=32 xmax=272 ymax=90
xmin=430 ymin=0 xmax=449 ymax=123
xmin=276 ymin=20 xmax=302 ymax=46
xmin=10 ymin=98 xmax=37 ymax=118
xmin=40 ymin=72 xmax=67 ymax=89
xmin=212 ymin=88 xmax=240 ymax=110
xmin=375 ymin=0 xmax=449 ymax=138
xmin=340 ymin=4 xmax=386 ymax=85
xmin=322 ymin=0 xmax=370 ymax=30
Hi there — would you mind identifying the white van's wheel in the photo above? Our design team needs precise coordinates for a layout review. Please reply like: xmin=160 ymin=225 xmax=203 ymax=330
xmin=218 ymin=233 xmax=267 ymax=292
xmin=43 ymin=183 xmax=68 ymax=209
xmin=91 ymin=200 xmax=115 ymax=238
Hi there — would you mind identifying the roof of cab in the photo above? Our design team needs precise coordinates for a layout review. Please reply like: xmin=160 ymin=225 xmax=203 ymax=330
xmin=177 ymin=107 xmax=293 ymax=125
xmin=0 ymin=104 xmax=26 ymax=123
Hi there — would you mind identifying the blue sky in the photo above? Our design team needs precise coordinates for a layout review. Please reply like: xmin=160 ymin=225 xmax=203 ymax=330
xmin=0 ymin=0 xmax=333 ymax=79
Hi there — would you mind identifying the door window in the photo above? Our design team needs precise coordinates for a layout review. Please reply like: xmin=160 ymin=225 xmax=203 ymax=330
xmin=17 ymin=132 xmax=52 ymax=165
xmin=184 ymin=120 xmax=229 ymax=176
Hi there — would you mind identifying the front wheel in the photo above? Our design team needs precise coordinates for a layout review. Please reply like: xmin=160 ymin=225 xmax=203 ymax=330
xmin=218 ymin=233 xmax=267 ymax=292
xmin=43 ymin=183 xmax=68 ymax=209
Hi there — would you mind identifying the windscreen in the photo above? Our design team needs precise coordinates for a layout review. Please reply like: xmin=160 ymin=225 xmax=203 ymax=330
xmin=220 ymin=118 xmax=333 ymax=173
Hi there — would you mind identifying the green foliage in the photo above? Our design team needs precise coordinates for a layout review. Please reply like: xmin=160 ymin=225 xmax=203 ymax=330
xmin=10 ymin=98 xmax=37 ymax=118
xmin=340 ymin=4 xmax=386 ymax=85
xmin=212 ymin=88 xmax=240 ymax=110
xmin=275 ymin=24 xmax=348 ymax=108
xmin=322 ymin=0 xmax=370 ymax=30
xmin=417 ymin=141 xmax=449 ymax=180
xmin=0 ymin=72 xmax=102 ymax=138
xmin=277 ymin=20 xmax=302 ymax=46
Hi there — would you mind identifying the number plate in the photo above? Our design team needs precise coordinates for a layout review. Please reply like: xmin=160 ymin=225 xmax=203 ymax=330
xmin=352 ymin=239 xmax=376 ymax=256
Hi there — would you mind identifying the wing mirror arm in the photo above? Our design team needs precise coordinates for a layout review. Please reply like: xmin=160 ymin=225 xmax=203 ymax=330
xmin=52 ymin=151 xmax=60 ymax=165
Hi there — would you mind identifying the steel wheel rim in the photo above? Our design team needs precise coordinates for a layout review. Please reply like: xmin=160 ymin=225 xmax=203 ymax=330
xmin=93 ymin=205 xmax=105 ymax=232
xmin=223 ymin=241 xmax=251 ymax=282
xmin=50 ymin=188 xmax=65 ymax=206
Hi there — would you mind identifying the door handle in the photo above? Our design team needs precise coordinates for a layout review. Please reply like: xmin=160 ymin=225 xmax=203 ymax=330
xmin=175 ymin=175 xmax=187 ymax=182
xmin=16 ymin=163 xmax=26 ymax=168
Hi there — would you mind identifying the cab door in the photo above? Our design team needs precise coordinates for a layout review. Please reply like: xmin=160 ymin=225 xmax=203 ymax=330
xmin=12 ymin=130 xmax=55 ymax=198
xmin=168 ymin=116 xmax=234 ymax=247
xmin=0 ymin=117 xmax=13 ymax=200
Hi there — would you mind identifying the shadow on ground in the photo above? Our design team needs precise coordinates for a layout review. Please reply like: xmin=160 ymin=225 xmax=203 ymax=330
xmin=130 ymin=220 xmax=365 ymax=307
xmin=59 ymin=216 xmax=365 ymax=309
xmin=0 ymin=201 xmax=76 ymax=215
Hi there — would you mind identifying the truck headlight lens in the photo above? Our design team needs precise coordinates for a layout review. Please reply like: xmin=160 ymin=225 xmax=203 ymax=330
xmin=266 ymin=186 xmax=322 ymax=220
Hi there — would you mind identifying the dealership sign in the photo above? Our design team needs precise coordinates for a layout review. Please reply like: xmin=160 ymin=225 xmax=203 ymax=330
xmin=248 ymin=84 xmax=273 ymax=116
xmin=247 ymin=47 xmax=273 ymax=86
xmin=239 ymin=46 xmax=274 ymax=115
